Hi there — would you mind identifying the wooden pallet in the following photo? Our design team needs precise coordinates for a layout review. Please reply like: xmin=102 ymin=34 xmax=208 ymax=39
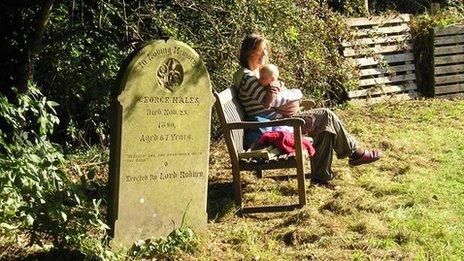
xmin=434 ymin=24 xmax=464 ymax=98
xmin=343 ymin=14 xmax=417 ymax=104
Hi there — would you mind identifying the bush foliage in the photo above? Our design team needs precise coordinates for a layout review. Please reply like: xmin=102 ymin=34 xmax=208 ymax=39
xmin=129 ymin=227 xmax=198 ymax=259
xmin=0 ymin=83 xmax=113 ymax=259
xmin=3 ymin=0 xmax=464 ymax=143
xmin=29 ymin=0 xmax=364 ymax=142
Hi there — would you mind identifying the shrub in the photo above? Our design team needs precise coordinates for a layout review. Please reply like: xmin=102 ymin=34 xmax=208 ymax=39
xmin=129 ymin=227 xmax=198 ymax=259
xmin=0 ymin=83 xmax=112 ymax=258
xmin=31 ymin=0 xmax=359 ymax=142
xmin=10 ymin=0 xmax=464 ymax=143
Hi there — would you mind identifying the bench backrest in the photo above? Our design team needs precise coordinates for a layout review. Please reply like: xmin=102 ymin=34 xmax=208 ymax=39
xmin=214 ymin=87 xmax=246 ymax=158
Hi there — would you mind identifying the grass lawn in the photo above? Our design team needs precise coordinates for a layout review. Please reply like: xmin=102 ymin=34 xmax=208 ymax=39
xmin=201 ymin=98 xmax=464 ymax=260
xmin=2 ymin=98 xmax=463 ymax=260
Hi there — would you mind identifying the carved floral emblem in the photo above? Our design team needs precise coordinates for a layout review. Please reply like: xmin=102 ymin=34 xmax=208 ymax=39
xmin=157 ymin=58 xmax=184 ymax=92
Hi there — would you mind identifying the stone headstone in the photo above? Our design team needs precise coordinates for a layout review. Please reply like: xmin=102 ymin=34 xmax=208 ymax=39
xmin=109 ymin=39 xmax=214 ymax=247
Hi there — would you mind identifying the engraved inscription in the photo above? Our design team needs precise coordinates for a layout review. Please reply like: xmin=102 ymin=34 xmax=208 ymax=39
xmin=124 ymin=171 xmax=205 ymax=183
xmin=139 ymin=133 xmax=193 ymax=143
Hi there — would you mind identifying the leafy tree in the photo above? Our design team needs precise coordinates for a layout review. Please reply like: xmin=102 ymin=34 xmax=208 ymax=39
xmin=5 ymin=0 xmax=463 ymax=143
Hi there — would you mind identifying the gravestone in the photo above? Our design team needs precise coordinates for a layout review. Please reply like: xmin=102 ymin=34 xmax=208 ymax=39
xmin=109 ymin=39 xmax=214 ymax=247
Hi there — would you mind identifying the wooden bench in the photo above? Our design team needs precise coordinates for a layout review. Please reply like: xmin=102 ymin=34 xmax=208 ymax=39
xmin=213 ymin=87 xmax=311 ymax=214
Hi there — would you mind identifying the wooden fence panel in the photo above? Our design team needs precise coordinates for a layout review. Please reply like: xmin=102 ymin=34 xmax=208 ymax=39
xmin=343 ymin=14 xmax=417 ymax=104
xmin=433 ymin=24 xmax=464 ymax=98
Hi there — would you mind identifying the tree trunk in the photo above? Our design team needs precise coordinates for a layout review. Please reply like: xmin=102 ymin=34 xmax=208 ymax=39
xmin=0 ymin=0 xmax=54 ymax=98
xmin=31 ymin=0 xmax=54 ymax=56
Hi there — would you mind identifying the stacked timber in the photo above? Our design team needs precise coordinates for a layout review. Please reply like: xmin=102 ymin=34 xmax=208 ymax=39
xmin=343 ymin=14 xmax=418 ymax=104
xmin=433 ymin=24 xmax=464 ymax=98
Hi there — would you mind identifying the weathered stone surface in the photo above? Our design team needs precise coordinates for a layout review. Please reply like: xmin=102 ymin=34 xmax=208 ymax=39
xmin=109 ymin=39 xmax=214 ymax=247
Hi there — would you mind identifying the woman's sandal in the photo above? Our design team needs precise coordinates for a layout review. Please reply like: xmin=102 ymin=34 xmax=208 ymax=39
xmin=349 ymin=149 xmax=382 ymax=166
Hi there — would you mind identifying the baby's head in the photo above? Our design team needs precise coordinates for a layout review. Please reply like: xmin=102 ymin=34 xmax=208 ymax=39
xmin=259 ymin=64 xmax=279 ymax=86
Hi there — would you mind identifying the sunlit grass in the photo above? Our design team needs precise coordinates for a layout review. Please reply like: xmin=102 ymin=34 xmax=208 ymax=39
xmin=204 ymin=98 xmax=464 ymax=260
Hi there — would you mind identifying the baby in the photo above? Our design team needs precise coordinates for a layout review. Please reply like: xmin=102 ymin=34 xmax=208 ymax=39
xmin=259 ymin=64 xmax=303 ymax=117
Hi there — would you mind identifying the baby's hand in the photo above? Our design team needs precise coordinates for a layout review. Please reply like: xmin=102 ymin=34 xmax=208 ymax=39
xmin=268 ymin=85 xmax=280 ymax=94
xmin=270 ymin=81 xmax=283 ymax=92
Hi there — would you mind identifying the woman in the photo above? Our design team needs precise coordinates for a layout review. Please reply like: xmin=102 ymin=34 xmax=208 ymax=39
xmin=233 ymin=34 xmax=381 ymax=188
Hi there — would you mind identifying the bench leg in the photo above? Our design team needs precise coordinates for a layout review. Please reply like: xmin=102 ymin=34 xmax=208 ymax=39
xmin=296 ymin=164 xmax=306 ymax=207
xmin=294 ymin=126 xmax=307 ymax=207
xmin=256 ymin=170 xmax=263 ymax=178
xmin=231 ymin=166 xmax=243 ymax=211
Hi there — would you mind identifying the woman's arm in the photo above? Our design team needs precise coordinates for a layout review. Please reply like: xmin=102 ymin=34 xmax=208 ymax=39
xmin=236 ymin=68 xmax=280 ymax=118
xmin=241 ymin=72 xmax=277 ymax=106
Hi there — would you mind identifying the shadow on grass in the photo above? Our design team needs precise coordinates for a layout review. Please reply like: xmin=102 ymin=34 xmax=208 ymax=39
xmin=16 ymin=249 xmax=85 ymax=261
xmin=207 ymin=181 xmax=235 ymax=221
xmin=81 ymin=179 xmax=109 ymax=204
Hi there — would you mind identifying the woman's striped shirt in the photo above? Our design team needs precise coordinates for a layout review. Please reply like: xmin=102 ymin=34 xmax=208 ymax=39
xmin=233 ymin=68 xmax=280 ymax=119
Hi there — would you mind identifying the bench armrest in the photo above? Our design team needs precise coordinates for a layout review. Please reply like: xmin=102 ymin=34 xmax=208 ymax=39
xmin=226 ymin=118 xmax=305 ymax=130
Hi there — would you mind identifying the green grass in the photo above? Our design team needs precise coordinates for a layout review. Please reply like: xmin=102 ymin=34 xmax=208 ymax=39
xmin=2 ymin=98 xmax=463 ymax=260
xmin=204 ymin=98 xmax=464 ymax=260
